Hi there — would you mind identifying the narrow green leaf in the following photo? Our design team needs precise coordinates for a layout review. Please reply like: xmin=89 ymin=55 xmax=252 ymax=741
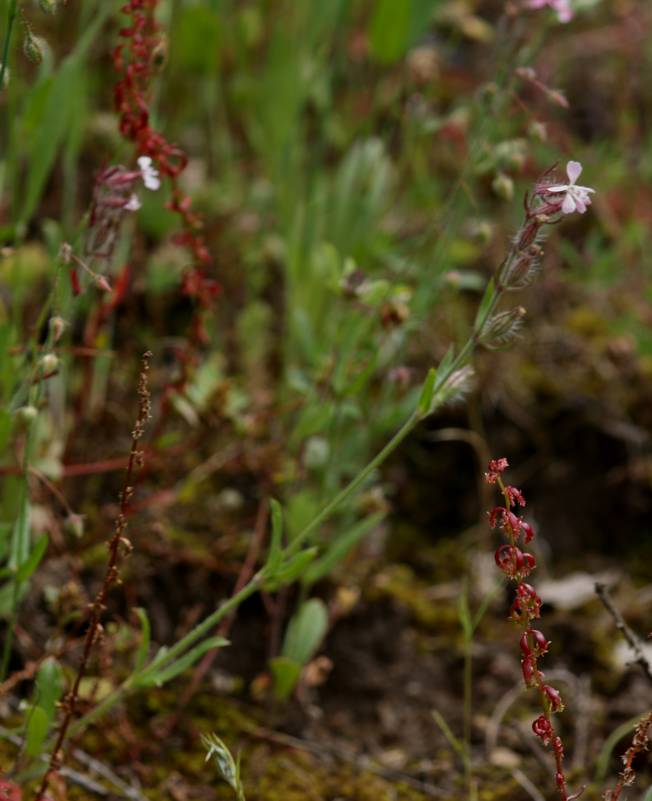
xmin=417 ymin=367 xmax=437 ymax=417
xmin=25 ymin=706 xmax=50 ymax=758
xmin=19 ymin=63 xmax=77 ymax=226
xmin=369 ymin=0 xmax=412 ymax=64
xmin=34 ymin=657 xmax=63 ymax=719
xmin=432 ymin=708 xmax=465 ymax=758
xmin=9 ymin=494 xmax=31 ymax=570
xmin=15 ymin=534 xmax=48 ymax=583
xmin=133 ymin=608 xmax=151 ymax=673
xmin=266 ymin=498 xmax=283 ymax=574
xmin=473 ymin=277 xmax=495 ymax=330
xmin=263 ymin=547 xmax=318 ymax=591
xmin=302 ymin=513 xmax=383 ymax=586
xmin=281 ymin=599 xmax=328 ymax=665
xmin=139 ymin=636 xmax=229 ymax=688
xmin=269 ymin=656 xmax=302 ymax=701
xmin=457 ymin=589 xmax=472 ymax=639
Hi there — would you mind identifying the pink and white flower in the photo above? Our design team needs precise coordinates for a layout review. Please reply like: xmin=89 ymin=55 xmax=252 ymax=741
xmin=527 ymin=0 xmax=573 ymax=23
xmin=545 ymin=160 xmax=595 ymax=214
xmin=138 ymin=155 xmax=160 ymax=191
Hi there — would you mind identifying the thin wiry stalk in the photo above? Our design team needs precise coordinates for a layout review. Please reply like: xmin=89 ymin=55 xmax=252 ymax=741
xmin=34 ymin=351 xmax=152 ymax=801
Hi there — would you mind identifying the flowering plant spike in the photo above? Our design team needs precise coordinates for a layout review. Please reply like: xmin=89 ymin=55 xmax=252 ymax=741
xmin=527 ymin=0 xmax=574 ymax=23
xmin=486 ymin=458 xmax=583 ymax=801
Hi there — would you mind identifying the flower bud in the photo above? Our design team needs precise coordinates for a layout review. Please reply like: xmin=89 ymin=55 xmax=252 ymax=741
xmin=485 ymin=458 xmax=508 ymax=483
xmin=522 ymin=655 xmax=537 ymax=687
xmin=521 ymin=628 xmax=549 ymax=657
xmin=303 ymin=436 xmax=330 ymax=470
xmin=40 ymin=353 xmax=59 ymax=374
xmin=23 ymin=31 xmax=45 ymax=65
xmin=492 ymin=172 xmax=514 ymax=201
xmin=16 ymin=405 xmax=38 ymax=425
xmin=59 ymin=242 xmax=73 ymax=264
xmin=49 ymin=316 xmax=66 ymax=344
xmin=501 ymin=252 xmax=540 ymax=291
xmin=532 ymin=714 xmax=552 ymax=745
xmin=95 ymin=275 xmax=113 ymax=293
xmin=528 ymin=121 xmax=547 ymax=142
xmin=478 ymin=307 xmax=526 ymax=350
xmin=543 ymin=684 xmax=564 ymax=712
xmin=64 ymin=514 xmax=85 ymax=539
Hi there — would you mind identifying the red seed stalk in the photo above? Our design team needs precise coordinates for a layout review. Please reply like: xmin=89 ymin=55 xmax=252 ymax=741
xmin=113 ymin=0 xmax=220 ymax=354
xmin=486 ymin=458 xmax=582 ymax=801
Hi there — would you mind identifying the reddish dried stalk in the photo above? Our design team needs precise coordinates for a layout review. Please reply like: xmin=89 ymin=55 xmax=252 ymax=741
xmin=34 ymin=352 xmax=152 ymax=801
xmin=486 ymin=458 xmax=582 ymax=801
xmin=604 ymin=711 xmax=652 ymax=801
xmin=113 ymin=0 xmax=220 ymax=356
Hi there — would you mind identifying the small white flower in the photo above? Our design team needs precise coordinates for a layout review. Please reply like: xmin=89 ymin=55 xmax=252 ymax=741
xmin=137 ymin=155 xmax=160 ymax=191
xmin=125 ymin=194 xmax=141 ymax=212
xmin=546 ymin=160 xmax=595 ymax=214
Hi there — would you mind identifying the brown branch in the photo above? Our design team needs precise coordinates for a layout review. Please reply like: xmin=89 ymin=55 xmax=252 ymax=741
xmin=595 ymin=582 xmax=652 ymax=684
xmin=34 ymin=352 xmax=152 ymax=801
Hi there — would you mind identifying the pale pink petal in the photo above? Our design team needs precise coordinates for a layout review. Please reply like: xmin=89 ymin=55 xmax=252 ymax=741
xmin=566 ymin=160 xmax=582 ymax=184
xmin=547 ymin=184 xmax=570 ymax=193
xmin=554 ymin=0 xmax=573 ymax=22
xmin=574 ymin=196 xmax=587 ymax=213
xmin=561 ymin=193 xmax=576 ymax=214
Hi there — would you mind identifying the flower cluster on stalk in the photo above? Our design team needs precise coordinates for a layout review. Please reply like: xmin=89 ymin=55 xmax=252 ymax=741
xmin=486 ymin=458 xmax=582 ymax=801
xmin=526 ymin=0 xmax=573 ymax=23
xmin=113 ymin=0 xmax=220 ymax=348
xmin=475 ymin=161 xmax=594 ymax=351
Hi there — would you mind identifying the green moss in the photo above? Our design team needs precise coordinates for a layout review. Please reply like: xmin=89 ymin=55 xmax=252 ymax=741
xmin=370 ymin=564 xmax=459 ymax=632
xmin=243 ymin=745 xmax=433 ymax=801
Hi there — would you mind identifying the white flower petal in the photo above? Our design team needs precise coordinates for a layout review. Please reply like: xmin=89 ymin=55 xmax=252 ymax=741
xmin=547 ymin=184 xmax=570 ymax=193
xmin=138 ymin=155 xmax=161 ymax=191
xmin=125 ymin=194 xmax=141 ymax=212
xmin=566 ymin=160 xmax=582 ymax=184
xmin=561 ymin=193 xmax=577 ymax=214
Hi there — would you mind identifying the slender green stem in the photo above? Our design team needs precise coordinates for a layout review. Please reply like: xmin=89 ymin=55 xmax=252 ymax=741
xmin=66 ymin=578 xmax=262 ymax=738
xmin=50 ymin=234 xmax=508 ymax=744
xmin=463 ymin=635 xmax=472 ymax=791
xmin=287 ymin=411 xmax=419 ymax=555
xmin=0 ymin=0 xmax=17 ymax=96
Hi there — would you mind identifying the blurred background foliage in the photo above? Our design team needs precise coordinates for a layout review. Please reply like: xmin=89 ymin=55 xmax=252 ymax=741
xmin=0 ymin=0 xmax=651 ymax=784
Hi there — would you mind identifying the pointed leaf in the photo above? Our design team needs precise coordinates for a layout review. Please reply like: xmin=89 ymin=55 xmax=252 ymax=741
xmin=473 ymin=277 xmax=495 ymax=329
xmin=281 ymin=598 xmax=328 ymax=665
xmin=133 ymin=608 xmax=151 ymax=673
xmin=25 ymin=706 xmax=50 ymax=758
xmin=269 ymin=656 xmax=302 ymax=701
xmin=417 ymin=367 xmax=437 ymax=417
xmin=138 ymin=636 xmax=229 ymax=688
xmin=265 ymin=498 xmax=283 ymax=576
xmin=263 ymin=547 xmax=318 ymax=590
xmin=15 ymin=534 xmax=48 ymax=583
xmin=302 ymin=513 xmax=383 ymax=586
